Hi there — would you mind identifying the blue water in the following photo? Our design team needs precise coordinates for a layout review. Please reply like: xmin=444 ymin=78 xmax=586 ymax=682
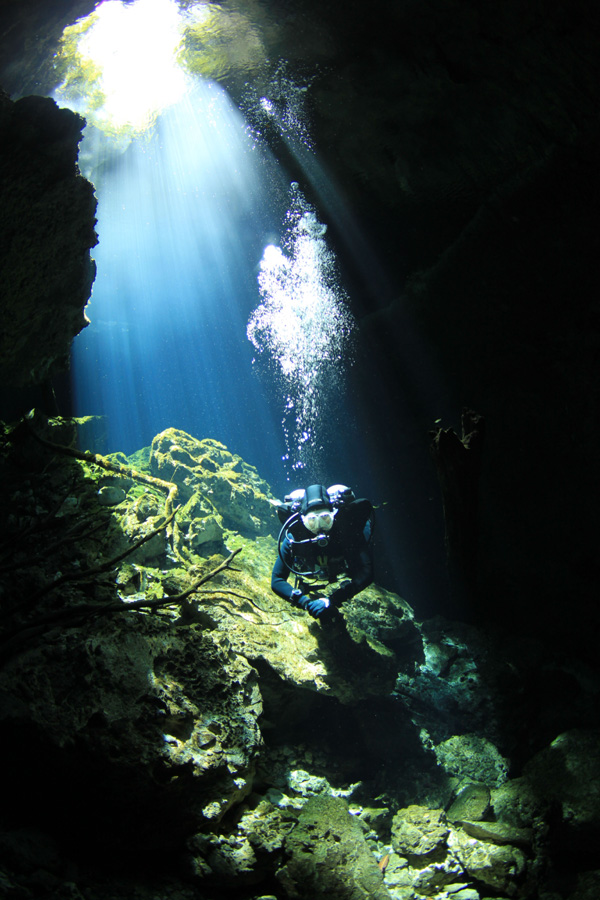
xmin=72 ymin=80 xmax=291 ymax=485
xmin=67 ymin=70 xmax=449 ymax=604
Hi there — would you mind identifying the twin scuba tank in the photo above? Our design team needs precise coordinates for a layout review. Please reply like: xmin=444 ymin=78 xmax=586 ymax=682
xmin=276 ymin=484 xmax=356 ymax=526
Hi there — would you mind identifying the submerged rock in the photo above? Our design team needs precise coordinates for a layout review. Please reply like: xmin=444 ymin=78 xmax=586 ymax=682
xmin=391 ymin=805 xmax=449 ymax=861
xmin=447 ymin=782 xmax=491 ymax=823
xmin=434 ymin=733 xmax=509 ymax=788
xmin=150 ymin=429 xmax=277 ymax=539
xmin=278 ymin=795 xmax=391 ymax=900
xmin=97 ymin=484 xmax=127 ymax=506
xmin=0 ymin=613 xmax=263 ymax=843
xmin=449 ymin=826 xmax=527 ymax=894
xmin=0 ymin=415 xmax=595 ymax=899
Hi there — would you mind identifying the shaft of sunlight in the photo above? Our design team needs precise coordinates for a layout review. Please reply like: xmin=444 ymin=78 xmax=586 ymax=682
xmin=71 ymin=78 xmax=284 ymax=475
xmin=56 ymin=0 xmax=191 ymax=134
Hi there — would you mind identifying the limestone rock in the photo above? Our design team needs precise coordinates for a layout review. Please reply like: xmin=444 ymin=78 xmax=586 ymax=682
xmin=150 ymin=429 xmax=277 ymax=538
xmin=454 ymin=820 xmax=533 ymax=848
xmin=409 ymin=856 xmax=465 ymax=896
xmin=391 ymin=805 xmax=449 ymax=860
xmin=189 ymin=798 xmax=296 ymax=886
xmin=0 ymin=613 xmax=263 ymax=842
xmin=188 ymin=831 xmax=258 ymax=884
xmin=435 ymin=734 xmax=509 ymax=787
xmin=240 ymin=798 xmax=295 ymax=853
xmin=278 ymin=795 xmax=391 ymax=900
xmin=383 ymin=842 xmax=464 ymax=897
xmin=0 ymin=415 xmax=550 ymax=899
xmin=179 ymin=536 xmax=401 ymax=705
xmin=97 ymin=484 xmax=127 ymax=506
xmin=447 ymin=783 xmax=491 ymax=823
xmin=491 ymin=777 xmax=545 ymax=829
xmin=0 ymin=91 xmax=97 ymax=387
xmin=448 ymin=826 xmax=527 ymax=894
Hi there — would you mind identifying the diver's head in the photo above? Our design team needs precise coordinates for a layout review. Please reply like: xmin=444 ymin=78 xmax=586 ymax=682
xmin=301 ymin=484 xmax=336 ymax=534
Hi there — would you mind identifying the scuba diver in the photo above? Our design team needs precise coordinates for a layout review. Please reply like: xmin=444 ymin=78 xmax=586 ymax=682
xmin=271 ymin=483 xmax=374 ymax=619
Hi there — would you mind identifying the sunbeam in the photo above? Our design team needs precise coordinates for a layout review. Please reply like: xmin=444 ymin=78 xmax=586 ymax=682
xmin=55 ymin=0 xmax=190 ymax=135
xmin=71 ymin=78 xmax=285 ymax=473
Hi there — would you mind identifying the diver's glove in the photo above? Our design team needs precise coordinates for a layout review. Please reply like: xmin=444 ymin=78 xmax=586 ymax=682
xmin=306 ymin=597 xmax=330 ymax=618
xmin=292 ymin=590 xmax=329 ymax=618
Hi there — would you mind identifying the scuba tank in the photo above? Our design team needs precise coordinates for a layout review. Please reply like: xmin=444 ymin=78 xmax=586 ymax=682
xmin=275 ymin=484 xmax=371 ymax=579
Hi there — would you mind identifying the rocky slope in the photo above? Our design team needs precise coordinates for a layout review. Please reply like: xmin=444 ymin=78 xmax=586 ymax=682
xmin=1 ymin=413 xmax=598 ymax=900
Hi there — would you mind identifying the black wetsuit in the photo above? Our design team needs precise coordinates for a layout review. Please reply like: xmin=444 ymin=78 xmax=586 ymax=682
xmin=271 ymin=499 xmax=374 ymax=607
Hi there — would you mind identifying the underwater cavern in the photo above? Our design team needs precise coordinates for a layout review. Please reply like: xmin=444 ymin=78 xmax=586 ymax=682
xmin=1 ymin=0 xmax=600 ymax=898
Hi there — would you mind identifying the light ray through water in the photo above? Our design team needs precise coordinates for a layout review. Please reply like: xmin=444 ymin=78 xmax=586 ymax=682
xmin=55 ymin=0 xmax=360 ymax=485
xmin=71 ymin=77 xmax=285 ymax=471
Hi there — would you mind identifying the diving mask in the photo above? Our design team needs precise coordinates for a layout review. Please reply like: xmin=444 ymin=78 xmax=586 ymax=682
xmin=301 ymin=507 xmax=337 ymax=534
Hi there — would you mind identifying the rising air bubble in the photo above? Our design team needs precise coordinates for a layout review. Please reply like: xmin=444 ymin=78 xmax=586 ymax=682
xmin=247 ymin=184 xmax=355 ymax=476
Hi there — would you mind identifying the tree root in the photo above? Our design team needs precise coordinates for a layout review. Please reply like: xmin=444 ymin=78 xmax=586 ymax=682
xmin=26 ymin=418 xmax=178 ymax=524
xmin=0 ymin=548 xmax=242 ymax=664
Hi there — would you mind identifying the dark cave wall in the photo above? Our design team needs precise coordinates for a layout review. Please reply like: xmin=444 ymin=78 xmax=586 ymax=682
xmin=0 ymin=89 xmax=97 ymax=388
xmin=402 ymin=145 xmax=600 ymax=632
xmin=297 ymin=0 xmax=600 ymax=635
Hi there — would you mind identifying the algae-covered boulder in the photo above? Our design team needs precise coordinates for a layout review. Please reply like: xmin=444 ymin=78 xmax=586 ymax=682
xmin=178 ymin=536 xmax=402 ymax=705
xmin=448 ymin=826 xmax=527 ymax=894
xmin=278 ymin=795 xmax=391 ymax=900
xmin=491 ymin=776 xmax=544 ymax=829
xmin=389 ymin=802 xmax=530 ymax=896
xmin=188 ymin=798 xmax=295 ymax=885
xmin=434 ymin=733 xmax=509 ymax=787
xmin=0 ymin=612 xmax=263 ymax=850
xmin=391 ymin=805 xmax=449 ymax=861
xmin=150 ymin=429 xmax=278 ymax=538
xmin=447 ymin=782 xmax=491 ymax=823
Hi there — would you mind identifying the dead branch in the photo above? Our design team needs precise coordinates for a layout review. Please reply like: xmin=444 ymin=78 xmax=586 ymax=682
xmin=0 ymin=548 xmax=242 ymax=664
xmin=26 ymin=420 xmax=178 ymax=523
xmin=12 ymin=508 xmax=177 ymax=616
xmin=112 ymin=547 xmax=243 ymax=610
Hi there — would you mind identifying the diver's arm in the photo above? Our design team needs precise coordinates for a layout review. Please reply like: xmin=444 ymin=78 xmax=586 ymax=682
xmin=271 ymin=537 xmax=295 ymax=601
xmin=271 ymin=538 xmax=326 ymax=616
xmin=329 ymin=541 xmax=373 ymax=605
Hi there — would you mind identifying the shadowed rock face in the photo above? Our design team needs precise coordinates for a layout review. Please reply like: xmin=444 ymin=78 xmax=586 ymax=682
xmin=0 ymin=417 xmax=599 ymax=898
xmin=0 ymin=90 xmax=97 ymax=387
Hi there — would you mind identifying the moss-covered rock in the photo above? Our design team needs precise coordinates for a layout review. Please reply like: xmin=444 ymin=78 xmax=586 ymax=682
xmin=391 ymin=805 xmax=449 ymax=861
xmin=434 ymin=733 xmax=509 ymax=787
xmin=278 ymin=795 xmax=391 ymax=900
xmin=447 ymin=782 xmax=491 ymax=823
xmin=448 ymin=825 xmax=527 ymax=894
xmin=150 ymin=429 xmax=278 ymax=540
